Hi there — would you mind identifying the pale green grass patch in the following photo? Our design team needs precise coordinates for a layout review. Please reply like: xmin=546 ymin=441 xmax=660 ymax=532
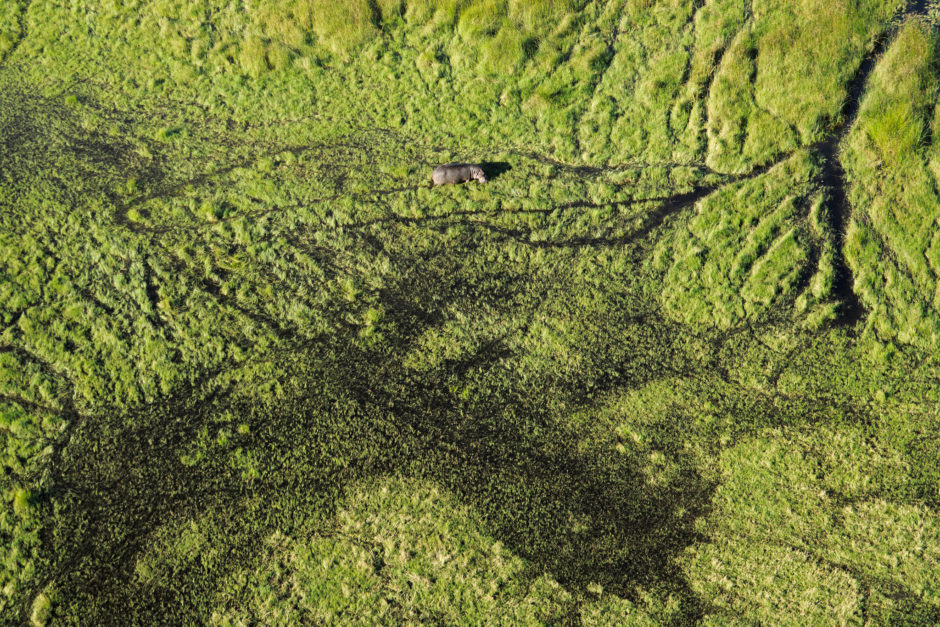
xmin=29 ymin=591 xmax=50 ymax=627
xmin=845 ymin=21 xmax=940 ymax=350
xmin=210 ymin=477 xmax=656 ymax=625
xmin=682 ymin=425 xmax=938 ymax=623
xmin=656 ymin=152 xmax=817 ymax=328
xmin=688 ymin=540 xmax=862 ymax=625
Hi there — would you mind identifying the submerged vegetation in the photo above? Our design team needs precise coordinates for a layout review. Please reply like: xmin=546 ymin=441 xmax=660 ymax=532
xmin=1 ymin=0 xmax=940 ymax=624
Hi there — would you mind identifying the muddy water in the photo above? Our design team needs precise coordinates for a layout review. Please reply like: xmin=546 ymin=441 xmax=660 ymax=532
xmin=907 ymin=0 xmax=932 ymax=18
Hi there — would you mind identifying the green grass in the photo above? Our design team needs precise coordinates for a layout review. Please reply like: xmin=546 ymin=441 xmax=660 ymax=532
xmin=844 ymin=20 xmax=940 ymax=350
xmin=704 ymin=0 xmax=904 ymax=173
xmin=685 ymin=426 xmax=938 ymax=624
xmin=654 ymin=151 xmax=821 ymax=328
xmin=1 ymin=0 xmax=939 ymax=624
xmin=201 ymin=477 xmax=585 ymax=624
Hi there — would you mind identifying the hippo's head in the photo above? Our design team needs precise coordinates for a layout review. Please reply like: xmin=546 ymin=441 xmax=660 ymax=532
xmin=470 ymin=165 xmax=488 ymax=184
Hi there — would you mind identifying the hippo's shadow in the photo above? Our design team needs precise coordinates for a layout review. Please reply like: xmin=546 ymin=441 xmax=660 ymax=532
xmin=480 ymin=161 xmax=511 ymax=181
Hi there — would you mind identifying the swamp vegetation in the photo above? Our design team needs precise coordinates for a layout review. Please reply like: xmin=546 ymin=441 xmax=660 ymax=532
xmin=2 ymin=0 xmax=940 ymax=624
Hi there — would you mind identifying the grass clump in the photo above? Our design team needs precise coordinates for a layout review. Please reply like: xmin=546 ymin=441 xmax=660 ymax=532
xmin=856 ymin=22 xmax=936 ymax=168
xmin=456 ymin=0 xmax=586 ymax=73
xmin=29 ymin=591 xmax=51 ymax=627
xmin=293 ymin=0 xmax=379 ymax=58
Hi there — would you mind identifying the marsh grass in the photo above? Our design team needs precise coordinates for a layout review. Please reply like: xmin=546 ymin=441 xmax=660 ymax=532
xmin=0 ymin=1 xmax=23 ymax=61
xmin=206 ymin=478 xmax=585 ymax=624
xmin=844 ymin=21 xmax=940 ymax=350
xmin=705 ymin=0 xmax=903 ymax=172
xmin=655 ymin=152 xmax=820 ymax=328
xmin=2 ymin=0 xmax=940 ymax=624
xmin=682 ymin=426 xmax=932 ymax=624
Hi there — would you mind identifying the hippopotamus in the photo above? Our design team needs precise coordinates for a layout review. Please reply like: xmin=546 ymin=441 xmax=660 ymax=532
xmin=431 ymin=163 xmax=488 ymax=186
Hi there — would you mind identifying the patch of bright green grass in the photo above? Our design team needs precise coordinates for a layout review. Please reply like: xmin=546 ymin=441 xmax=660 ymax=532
xmin=654 ymin=152 xmax=818 ymax=328
xmin=0 ymin=0 xmax=23 ymax=62
xmin=844 ymin=21 xmax=940 ymax=350
xmin=706 ymin=0 xmax=903 ymax=173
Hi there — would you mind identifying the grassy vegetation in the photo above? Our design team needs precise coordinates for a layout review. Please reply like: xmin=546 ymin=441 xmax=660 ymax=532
xmin=844 ymin=20 xmax=940 ymax=350
xmin=1 ymin=0 xmax=939 ymax=624
xmin=704 ymin=0 xmax=902 ymax=172
xmin=0 ymin=2 xmax=23 ymax=62
xmin=654 ymin=151 xmax=823 ymax=328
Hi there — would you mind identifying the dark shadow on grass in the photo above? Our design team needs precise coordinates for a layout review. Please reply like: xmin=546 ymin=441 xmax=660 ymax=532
xmin=480 ymin=160 xmax=512 ymax=180
xmin=32 ymin=224 xmax=718 ymax=624
xmin=0 ymin=81 xmax=161 ymax=216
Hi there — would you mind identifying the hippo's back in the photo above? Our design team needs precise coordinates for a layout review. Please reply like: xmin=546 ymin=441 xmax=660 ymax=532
xmin=432 ymin=163 xmax=474 ymax=185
